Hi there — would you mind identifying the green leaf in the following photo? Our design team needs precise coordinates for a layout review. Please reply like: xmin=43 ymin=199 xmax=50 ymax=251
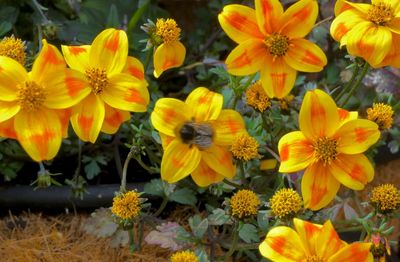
xmin=189 ymin=215 xmax=208 ymax=239
xmin=238 ymin=224 xmax=259 ymax=244
xmin=195 ymin=246 xmax=210 ymax=262
xmin=106 ymin=4 xmax=120 ymax=28
xmin=84 ymin=160 xmax=101 ymax=180
xmin=143 ymin=179 xmax=165 ymax=197
xmin=257 ymin=210 xmax=270 ymax=233
xmin=0 ymin=6 xmax=19 ymax=24
xmin=207 ymin=208 xmax=230 ymax=226
xmin=0 ymin=22 xmax=12 ymax=37
xmin=170 ymin=188 xmax=197 ymax=206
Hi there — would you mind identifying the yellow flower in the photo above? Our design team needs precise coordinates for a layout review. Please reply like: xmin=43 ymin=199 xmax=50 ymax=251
xmin=259 ymin=218 xmax=373 ymax=262
xmin=0 ymin=40 xmax=88 ymax=161
xmin=152 ymin=18 xmax=186 ymax=78
xmin=245 ymin=81 xmax=271 ymax=112
xmin=218 ymin=0 xmax=327 ymax=98
xmin=270 ymin=188 xmax=302 ymax=220
xmin=0 ymin=35 xmax=25 ymax=65
xmin=230 ymin=189 xmax=261 ymax=219
xmin=331 ymin=0 xmax=400 ymax=68
xmin=170 ymin=250 xmax=198 ymax=262
xmin=111 ymin=191 xmax=141 ymax=219
xmin=278 ymin=89 xmax=380 ymax=210
xmin=260 ymin=159 xmax=278 ymax=170
xmin=230 ymin=133 xmax=259 ymax=161
xmin=61 ymin=28 xmax=149 ymax=143
xmin=367 ymin=103 xmax=394 ymax=130
xmin=370 ymin=184 xmax=400 ymax=213
xmin=151 ymin=87 xmax=246 ymax=187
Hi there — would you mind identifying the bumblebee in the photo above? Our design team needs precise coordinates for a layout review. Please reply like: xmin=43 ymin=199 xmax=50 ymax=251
xmin=179 ymin=122 xmax=213 ymax=150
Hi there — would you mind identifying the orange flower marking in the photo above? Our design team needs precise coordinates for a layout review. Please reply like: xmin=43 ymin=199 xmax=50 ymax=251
xmin=231 ymin=52 xmax=251 ymax=68
xmin=78 ymin=115 xmax=94 ymax=134
xmin=43 ymin=47 xmax=63 ymax=67
xmin=349 ymin=164 xmax=367 ymax=183
xmin=163 ymin=108 xmax=177 ymax=123
xmin=280 ymin=143 xmax=290 ymax=162
xmin=162 ymin=59 xmax=177 ymax=70
xmin=124 ymin=89 xmax=146 ymax=104
xmin=271 ymin=72 xmax=287 ymax=96
xmin=128 ymin=66 xmax=144 ymax=80
xmin=338 ymin=108 xmax=349 ymax=120
xmin=294 ymin=4 xmax=312 ymax=20
xmin=219 ymin=150 xmax=232 ymax=165
xmin=302 ymin=50 xmax=323 ymax=66
xmin=227 ymin=118 xmax=241 ymax=133
xmin=355 ymin=127 xmax=368 ymax=143
xmin=31 ymin=130 xmax=56 ymax=159
xmin=227 ymin=12 xmax=261 ymax=34
xmin=335 ymin=23 xmax=349 ymax=40
xmin=69 ymin=46 xmax=87 ymax=56
xmin=172 ymin=157 xmax=185 ymax=168
xmin=105 ymin=31 xmax=120 ymax=52
xmin=105 ymin=110 xmax=124 ymax=127
xmin=65 ymin=76 xmax=86 ymax=97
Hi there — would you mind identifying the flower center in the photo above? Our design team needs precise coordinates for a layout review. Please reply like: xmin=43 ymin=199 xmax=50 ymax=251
xmin=17 ymin=81 xmax=46 ymax=111
xmin=0 ymin=35 xmax=26 ymax=65
xmin=265 ymin=33 xmax=290 ymax=57
xmin=367 ymin=103 xmax=394 ymax=130
xmin=367 ymin=2 xmax=394 ymax=25
xmin=303 ymin=255 xmax=324 ymax=262
xmin=179 ymin=122 xmax=213 ymax=150
xmin=314 ymin=137 xmax=338 ymax=165
xmin=85 ymin=67 xmax=108 ymax=95
xmin=155 ymin=18 xmax=181 ymax=44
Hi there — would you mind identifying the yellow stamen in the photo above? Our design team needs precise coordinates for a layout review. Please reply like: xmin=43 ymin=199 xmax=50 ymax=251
xmin=85 ymin=67 xmax=108 ymax=95
xmin=111 ymin=191 xmax=141 ymax=220
xmin=367 ymin=2 xmax=394 ymax=25
xmin=245 ymin=81 xmax=271 ymax=112
xmin=17 ymin=81 xmax=46 ymax=111
xmin=270 ymin=188 xmax=303 ymax=220
xmin=302 ymin=255 xmax=324 ymax=262
xmin=230 ymin=189 xmax=261 ymax=219
xmin=155 ymin=18 xmax=181 ymax=44
xmin=230 ymin=134 xmax=259 ymax=161
xmin=265 ymin=33 xmax=290 ymax=58
xmin=367 ymin=103 xmax=393 ymax=130
xmin=313 ymin=137 xmax=338 ymax=165
xmin=170 ymin=250 xmax=198 ymax=262
xmin=0 ymin=35 xmax=26 ymax=65
xmin=370 ymin=184 xmax=400 ymax=214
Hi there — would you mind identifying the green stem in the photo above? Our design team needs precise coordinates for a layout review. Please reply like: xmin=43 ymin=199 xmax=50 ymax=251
xmin=73 ymin=140 xmax=83 ymax=184
xmin=121 ymin=152 xmax=134 ymax=192
xmin=144 ymin=48 xmax=153 ymax=72
xmin=335 ymin=62 xmax=360 ymax=101
xmin=265 ymin=145 xmax=280 ymax=162
xmin=128 ymin=228 xmax=136 ymax=253
xmin=238 ymin=161 xmax=247 ymax=184
xmin=224 ymin=222 xmax=239 ymax=261
xmin=340 ymin=63 xmax=369 ymax=107
xmin=133 ymin=155 xmax=157 ymax=174
xmin=38 ymin=162 xmax=46 ymax=173
xmin=153 ymin=196 xmax=169 ymax=217
xmin=223 ymin=179 xmax=243 ymax=189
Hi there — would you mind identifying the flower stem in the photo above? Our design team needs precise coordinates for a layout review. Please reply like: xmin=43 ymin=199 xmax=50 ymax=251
xmin=223 ymin=179 xmax=243 ymax=189
xmin=335 ymin=62 xmax=360 ymax=101
xmin=153 ymin=196 xmax=169 ymax=217
xmin=144 ymin=48 xmax=153 ymax=72
xmin=121 ymin=151 xmax=134 ymax=192
xmin=224 ymin=222 xmax=239 ymax=261
xmin=340 ymin=62 xmax=369 ymax=107
xmin=128 ymin=227 xmax=136 ymax=253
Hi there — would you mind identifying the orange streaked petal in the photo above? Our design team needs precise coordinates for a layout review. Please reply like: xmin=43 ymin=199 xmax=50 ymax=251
xmin=329 ymin=243 xmax=373 ymax=262
xmin=259 ymin=226 xmax=306 ymax=262
xmin=191 ymin=160 xmax=225 ymax=187
xmin=70 ymin=93 xmax=105 ymax=143
xmin=260 ymin=56 xmax=297 ymax=98
xmin=55 ymin=108 xmax=71 ymax=138
xmin=153 ymin=41 xmax=186 ymax=78
xmin=373 ymin=33 xmax=400 ymax=68
xmin=299 ymin=89 xmax=340 ymax=140
xmin=211 ymin=109 xmax=246 ymax=146
xmin=161 ymin=139 xmax=201 ymax=183
xmin=285 ymin=39 xmax=327 ymax=72
xmin=316 ymin=220 xmax=346 ymax=259
xmin=0 ymin=56 xmax=28 ymax=101
xmin=0 ymin=101 xmax=20 ymax=122
xmin=338 ymin=108 xmax=358 ymax=126
xmin=151 ymin=98 xmax=191 ymax=137
xmin=330 ymin=153 xmax=374 ymax=190
xmin=31 ymin=39 xmax=66 ymax=83
xmin=218 ymin=4 xmax=264 ymax=44
xmin=293 ymin=218 xmax=322 ymax=255
xmin=159 ymin=132 xmax=174 ymax=149
xmin=89 ymin=29 xmax=128 ymax=75
xmin=102 ymin=73 xmax=149 ymax=112
xmin=185 ymin=87 xmax=223 ymax=122
xmin=388 ymin=17 xmax=400 ymax=35
xmin=14 ymin=109 xmax=62 ymax=162
xmin=278 ymin=131 xmax=314 ymax=173
xmin=334 ymin=0 xmax=370 ymax=16
xmin=101 ymin=103 xmax=130 ymax=134
xmin=0 ymin=117 xmax=16 ymax=139
xmin=61 ymin=45 xmax=90 ymax=72
xmin=280 ymin=0 xmax=318 ymax=39
xmin=255 ymin=0 xmax=283 ymax=35
xmin=330 ymin=9 xmax=366 ymax=45
xmin=346 ymin=22 xmax=392 ymax=67
xmin=302 ymin=162 xmax=341 ymax=210
xmin=123 ymin=56 xmax=145 ymax=81
xmin=225 ymin=39 xmax=267 ymax=76
xmin=335 ymin=119 xmax=380 ymax=154
xmin=201 ymin=145 xmax=235 ymax=179
xmin=42 ymin=69 xmax=90 ymax=109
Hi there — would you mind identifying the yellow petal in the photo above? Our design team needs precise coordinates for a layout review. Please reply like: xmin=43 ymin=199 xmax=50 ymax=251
xmin=89 ymin=29 xmax=128 ymax=75
xmin=159 ymin=132 xmax=174 ymax=149
xmin=284 ymin=39 xmax=327 ymax=72
xmin=373 ymin=33 xmax=400 ymax=68
xmin=0 ymin=56 xmax=28 ymax=101
xmin=42 ymin=69 xmax=90 ymax=109
xmin=153 ymin=41 xmax=185 ymax=78
xmin=218 ymin=4 xmax=264 ymax=44
xmin=278 ymin=131 xmax=314 ymax=173
xmin=151 ymin=98 xmax=191 ymax=137
xmin=61 ymin=45 xmax=90 ymax=72
xmin=0 ymin=101 xmax=20 ymax=122
xmin=299 ymin=89 xmax=340 ymax=140
xmin=191 ymin=160 xmax=225 ymax=187
xmin=279 ymin=0 xmax=318 ymax=39
xmin=55 ymin=108 xmax=71 ymax=138
xmin=335 ymin=119 xmax=380 ymax=154
xmin=329 ymin=243 xmax=373 ymax=262
xmin=255 ymin=0 xmax=283 ymax=34
xmin=338 ymin=108 xmax=358 ymax=126
xmin=14 ymin=108 xmax=62 ymax=161
xmin=161 ymin=139 xmax=201 ymax=183
xmin=316 ymin=220 xmax=346 ymax=259
xmin=31 ymin=39 xmax=66 ymax=83
xmin=302 ymin=162 xmax=340 ymax=210
xmin=388 ymin=17 xmax=400 ymax=34
xmin=330 ymin=9 xmax=366 ymax=45
xmin=70 ymin=93 xmax=105 ymax=143
xmin=211 ymin=109 xmax=246 ymax=146
xmin=0 ymin=117 xmax=16 ymax=139
xmin=260 ymin=159 xmax=277 ymax=170
xmin=201 ymin=145 xmax=235 ymax=179
xmin=259 ymin=226 xmax=306 ymax=262
xmin=101 ymin=73 xmax=149 ymax=112
xmin=185 ymin=87 xmax=223 ymax=122
xmin=347 ymin=22 xmax=392 ymax=67
xmin=101 ymin=103 xmax=130 ymax=134
xmin=123 ymin=56 xmax=145 ymax=81
xmin=330 ymin=153 xmax=374 ymax=190
xmin=260 ymin=57 xmax=297 ymax=98
xmin=293 ymin=218 xmax=322 ymax=255
xmin=225 ymin=39 xmax=267 ymax=76
xmin=335 ymin=1 xmax=370 ymax=16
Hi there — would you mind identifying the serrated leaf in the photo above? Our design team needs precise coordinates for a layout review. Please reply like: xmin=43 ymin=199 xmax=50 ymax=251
xmin=189 ymin=215 xmax=208 ymax=239
xmin=170 ymin=188 xmax=197 ymax=206
xmin=144 ymin=179 xmax=165 ymax=197
xmin=239 ymin=224 xmax=259 ymax=244
xmin=208 ymin=208 xmax=229 ymax=226
xmin=84 ymin=160 xmax=101 ymax=180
